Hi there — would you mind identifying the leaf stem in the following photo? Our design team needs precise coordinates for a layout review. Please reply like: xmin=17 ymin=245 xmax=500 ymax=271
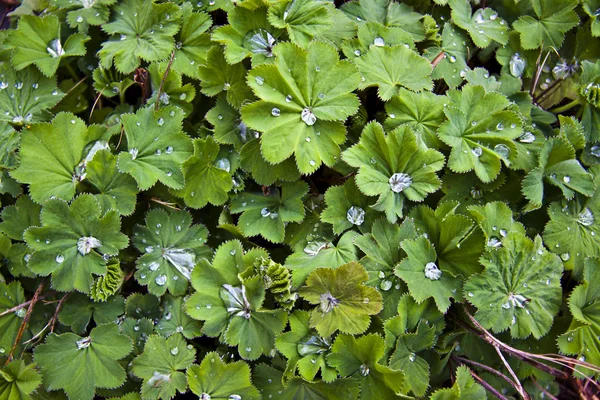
xmin=155 ymin=51 xmax=176 ymax=111
xmin=469 ymin=370 xmax=510 ymax=400
xmin=494 ymin=345 xmax=529 ymax=400
xmin=452 ymin=355 xmax=516 ymax=388
xmin=550 ymin=99 xmax=581 ymax=114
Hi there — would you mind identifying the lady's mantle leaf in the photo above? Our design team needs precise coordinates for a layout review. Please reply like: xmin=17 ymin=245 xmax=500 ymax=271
xmin=268 ymin=0 xmax=333 ymax=48
xmin=430 ymin=366 xmax=485 ymax=399
xmin=6 ymin=15 xmax=89 ymax=77
xmin=0 ymin=360 xmax=42 ymax=400
xmin=299 ymin=261 xmax=383 ymax=338
xmin=424 ymin=23 xmax=469 ymax=89
xmin=187 ymin=352 xmax=261 ymax=400
xmin=171 ymin=3 xmax=212 ymax=78
xmin=131 ymin=334 xmax=195 ymax=400
xmin=522 ymin=138 xmax=595 ymax=210
xmin=0 ymin=281 xmax=27 ymax=355
xmin=99 ymin=0 xmax=182 ymax=74
xmin=0 ymin=123 xmax=19 ymax=170
xmin=156 ymin=295 xmax=202 ymax=339
xmin=173 ymin=136 xmax=233 ymax=209
xmin=58 ymin=293 xmax=124 ymax=334
xmin=342 ymin=122 xmax=445 ymax=223
xmin=513 ymin=0 xmax=579 ymax=50
xmin=437 ymin=85 xmax=524 ymax=183
xmin=395 ymin=237 xmax=464 ymax=313
xmin=185 ymin=241 xmax=287 ymax=360
xmin=197 ymin=47 xmax=253 ymax=109
xmin=341 ymin=21 xmax=415 ymax=62
xmin=10 ymin=113 xmax=105 ymax=203
xmin=132 ymin=209 xmax=209 ymax=297
xmin=464 ymin=233 xmax=563 ymax=339
xmin=0 ymin=65 xmax=64 ymax=126
xmin=448 ymin=0 xmax=508 ymax=48
xmin=275 ymin=310 xmax=337 ymax=382
xmin=321 ymin=179 xmax=378 ymax=235
xmin=242 ymin=41 xmax=360 ymax=174
xmin=354 ymin=45 xmax=433 ymax=101
xmin=0 ymin=195 xmax=40 ymax=241
xmin=23 ymin=194 xmax=129 ymax=293
xmin=557 ymin=258 xmax=600 ymax=376
xmin=117 ymin=106 xmax=193 ymax=191
xmin=147 ymin=63 xmax=196 ymax=115
xmin=230 ymin=181 xmax=308 ymax=243
xmin=34 ymin=323 xmax=132 ymax=400
xmin=328 ymin=334 xmax=405 ymax=399
xmin=51 ymin=0 xmax=117 ymax=28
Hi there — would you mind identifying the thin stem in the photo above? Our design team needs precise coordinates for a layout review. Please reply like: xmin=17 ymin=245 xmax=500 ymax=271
xmin=64 ymin=62 xmax=79 ymax=82
xmin=530 ymin=50 xmax=551 ymax=97
xmin=431 ymin=51 xmax=446 ymax=68
xmin=5 ymin=280 xmax=45 ymax=365
xmin=470 ymin=370 xmax=509 ymax=400
xmin=89 ymin=88 xmax=105 ymax=121
xmin=533 ymin=79 xmax=562 ymax=103
xmin=531 ymin=378 xmax=559 ymax=400
xmin=49 ymin=293 xmax=70 ymax=333
xmin=494 ymin=345 xmax=529 ymax=400
xmin=453 ymin=355 xmax=516 ymax=388
xmin=550 ymin=99 xmax=581 ymax=114
xmin=154 ymin=51 xmax=176 ymax=111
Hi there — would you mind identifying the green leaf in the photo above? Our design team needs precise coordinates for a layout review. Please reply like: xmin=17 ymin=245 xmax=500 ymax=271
xmin=253 ymin=363 xmax=360 ymax=400
xmin=185 ymin=241 xmax=287 ymax=360
xmin=90 ymin=260 xmax=124 ymax=302
xmin=241 ymin=41 xmax=360 ymax=174
xmin=557 ymin=258 xmax=600 ymax=376
xmin=58 ymin=293 xmax=124 ymax=334
xmin=172 ymin=136 xmax=233 ymax=209
xmin=424 ymin=23 xmax=469 ymax=89
xmin=430 ymin=366 xmax=485 ymax=399
xmin=51 ymin=0 xmax=117 ymax=28
xmin=92 ymin=66 xmax=135 ymax=99
xmin=86 ymin=149 xmax=138 ymax=216
xmin=268 ymin=0 xmax=333 ymax=48
xmin=0 ymin=233 xmax=32 ymax=278
xmin=0 ymin=65 xmax=64 ymax=125
xmin=34 ymin=323 xmax=132 ymax=400
xmin=131 ymin=334 xmax=195 ymax=400
xmin=383 ymin=88 xmax=446 ymax=149
xmin=117 ymin=106 xmax=193 ymax=191
xmin=341 ymin=21 xmax=414 ymax=61
xmin=464 ymin=233 xmax=563 ymax=339
xmin=409 ymin=202 xmax=484 ymax=277
xmin=512 ymin=0 xmax=579 ymax=50
xmin=355 ymin=218 xmax=417 ymax=319
xmin=275 ymin=310 xmax=337 ymax=382
xmin=212 ymin=6 xmax=282 ymax=65
xmin=24 ymin=194 xmax=129 ymax=293
xmin=186 ymin=352 xmax=261 ymax=399
xmin=467 ymin=201 xmax=526 ymax=247
xmin=286 ymin=230 xmax=359 ymax=289
xmin=341 ymin=0 xmax=425 ymax=41
xmin=328 ymin=334 xmax=405 ymax=399
xmin=230 ymin=181 xmax=308 ymax=243
xmin=0 ymin=281 xmax=27 ymax=355
xmin=99 ymin=0 xmax=182 ymax=74
xmin=388 ymin=321 xmax=436 ymax=396
xmin=171 ymin=3 xmax=212 ymax=78
xmin=522 ymin=137 xmax=595 ymax=209
xmin=437 ymin=85 xmax=523 ymax=183
xmin=395 ymin=237 xmax=464 ymax=313
xmin=321 ymin=179 xmax=378 ymax=235
xmin=146 ymin=63 xmax=196 ymax=115
xmin=0 ymin=123 xmax=19 ymax=169
xmin=10 ymin=113 xmax=105 ymax=203
xmin=354 ymin=45 xmax=433 ymax=101
xmin=6 ymin=15 xmax=89 ymax=77
xmin=197 ymin=47 xmax=253 ymax=109
xmin=0 ymin=195 xmax=41 ymax=241
xmin=132 ymin=208 xmax=209 ymax=296
xmin=156 ymin=295 xmax=202 ymax=339
xmin=239 ymin=139 xmax=301 ymax=186
xmin=0 ymin=360 xmax=42 ymax=400
xmin=448 ymin=0 xmax=508 ymax=48
xmin=342 ymin=122 xmax=445 ymax=223
xmin=299 ymin=261 xmax=383 ymax=337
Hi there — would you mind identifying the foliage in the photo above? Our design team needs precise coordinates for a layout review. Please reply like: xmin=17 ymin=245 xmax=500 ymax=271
xmin=1 ymin=0 xmax=600 ymax=399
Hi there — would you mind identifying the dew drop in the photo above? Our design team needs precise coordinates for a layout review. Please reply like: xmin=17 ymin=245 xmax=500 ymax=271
xmin=155 ymin=275 xmax=167 ymax=286
xmin=271 ymin=108 xmax=281 ymax=117
xmin=56 ymin=255 xmax=64 ymax=263
xmin=346 ymin=206 xmax=365 ymax=226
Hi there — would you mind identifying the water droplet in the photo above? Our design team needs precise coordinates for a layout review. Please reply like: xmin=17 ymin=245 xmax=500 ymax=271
xmin=56 ymin=255 xmax=64 ymax=263
xmin=157 ymin=118 xmax=165 ymax=126
xmin=229 ymin=249 xmax=237 ymax=256
xmin=561 ymin=253 xmax=570 ymax=261
xmin=424 ymin=262 xmax=442 ymax=280
xmin=389 ymin=173 xmax=412 ymax=193
xmin=578 ymin=208 xmax=594 ymax=226
xmin=471 ymin=147 xmax=483 ymax=157
xmin=346 ymin=206 xmax=365 ymax=226
xmin=379 ymin=280 xmax=393 ymax=291
xmin=301 ymin=107 xmax=317 ymax=125
xmin=318 ymin=93 xmax=324 ymax=99
xmin=285 ymin=95 xmax=292 ymax=102
xmin=563 ymin=176 xmax=571 ymax=183
xmin=216 ymin=158 xmax=231 ymax=172
xmin=494 ymin=144 xmax=511 ymax=158
xmin=76 ymin=337 xmax=92 ymax=349
xmin=261 ymin=208 xmax=271 ymax=218
xmin=468 ymin=292 xmax=474 ymax=297
xmin=309 ymin=160 xmax=316 ymax=166
xmin=449 ymin=55 xmax=456 ymax=63
xmin=271 ymin=108 xmax=280 ymax=117
xmin=155 ymin=275 xmax=167 ymax=286
xmin=487 ymin=236 xmax=502 ymax=248
xmin=519 ymin=132 xmax=536 ymax=143
xmin=170 ymin=346 xmax=179 ymax=356
xmin=354 ymin=49 xmax=361 ymax=56
xmin=245 ymin=347 xmax=252 ymax=352
xmin=509 ymin=53 xmax=526 ymax=78
xmin=255 ymin=76 xmax=264 ymax=86
xmin=149 ymin=262 xmax=160 ymax=271
xmin=76 ymin=16 xmax=84 ymax=23
xmin=373 ymin=37 xmax=385 ymax=47
xmin=359 ymin=364 xmax=370 ymax=376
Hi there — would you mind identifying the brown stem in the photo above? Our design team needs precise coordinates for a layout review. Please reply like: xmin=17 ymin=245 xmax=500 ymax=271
xmin=453 ymin=355 xmax=516 ymax=388
xmin=530 ymin=50 xmax=551 ymax=97
xmin=470 ymin=370 xmax=510 ymax=400
xmin=5 ymin=280 xmax=45 ymax=365
xmin=154 ymin=51 xmax=176 ymax=111
xmin=494 ymin=344 xmax=529 ymax=400
xmin=431 ymin=51 xmax=446 ymax=68
xmin=531 ymin=378 xmax=559 ymax=400
xmin=49 ymin=293 xmax=70 ymax=333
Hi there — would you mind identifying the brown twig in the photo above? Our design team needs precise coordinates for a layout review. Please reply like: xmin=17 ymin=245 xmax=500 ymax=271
xmin=530 ymin=50 xmax=552 ymax=97
xmin=89 ymin=87 xmax=105 ymax=121
xmin=470 ymin=370 xmax=510 ymax=400
xmin=5 ymin=280 xmax=45 ymax=365
xmin=154 ymin=51 xmax=176 ymax=111
xmin=149 ymin=197 xmax=181 ymax=210
xmin=49 ymin=293 xmax=70 ymax=333
xmin=453 ymin=355 xmax=516 ymax=388
xmin=431 ymin=51 xmax=446 ymax=68
xmin=531 ymin=378 xmax=559 ymax=400
xmin=494 ymin=345 xmax=529 ymax=400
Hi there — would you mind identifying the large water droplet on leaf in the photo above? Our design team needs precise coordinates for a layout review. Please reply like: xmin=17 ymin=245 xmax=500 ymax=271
xmin=389 ymin=173 xmax=412 ymax=193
